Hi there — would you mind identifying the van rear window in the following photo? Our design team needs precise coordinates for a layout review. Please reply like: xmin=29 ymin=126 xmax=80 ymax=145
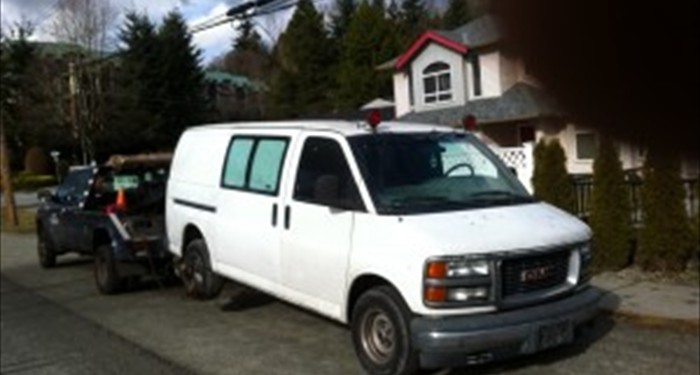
xmin=221 ymin=136 xmax=289 ymax=196
xmin=222 ymin=138 xmax=254 ymax=188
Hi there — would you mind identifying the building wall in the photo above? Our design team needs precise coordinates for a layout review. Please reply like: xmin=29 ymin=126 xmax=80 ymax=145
xmin=477 ymin=51 xmax=502 ymax=98
xmin=499 ymin=54 xmax=519 ymax=93
xmin=411 ymin=43 xmax=466 ymax=112
xmin=393 ymin=71 xmax=411 ymax=117
xmin=535 ymin=121 xmax=647 ymax=175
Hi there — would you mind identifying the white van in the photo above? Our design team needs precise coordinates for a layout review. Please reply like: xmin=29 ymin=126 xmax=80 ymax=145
xmin=166 ymin=120 xmax=600 ymax=375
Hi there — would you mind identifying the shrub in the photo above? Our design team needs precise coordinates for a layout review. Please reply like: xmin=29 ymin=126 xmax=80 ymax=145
xmin=532 ymin=138 xmax=576 ymax=213
xmin=24 ymin=146 xmax=52 ymax=175
xmin=12 ymin=172 xmax=56 ymax=191
xmin=589 ymin=137 xmax=632 ymax=270
xmin=637 ymin=149 xmax=695 ymax=273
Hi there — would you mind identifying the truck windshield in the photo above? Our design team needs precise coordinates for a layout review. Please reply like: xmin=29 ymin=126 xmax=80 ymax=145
xmin=348 ymin=132 xmax=534 ymax=215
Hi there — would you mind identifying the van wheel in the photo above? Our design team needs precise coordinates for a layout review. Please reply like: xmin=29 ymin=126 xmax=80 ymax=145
xmin=37 ymin=229 xmax=57 ymax=269
xmin=351 ymin=286 xmax=419 ymax=375
xmin=182 ymin=239 xmax=223 ymax=300
xmin=95 ymin=244 xmax=123 ymax=294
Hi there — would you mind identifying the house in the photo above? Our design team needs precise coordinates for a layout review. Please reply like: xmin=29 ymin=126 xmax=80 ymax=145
xmin=386 ymin=15 xmax=650 ymax=176
xmin=204 ymin=70 xmax=264 ymax=121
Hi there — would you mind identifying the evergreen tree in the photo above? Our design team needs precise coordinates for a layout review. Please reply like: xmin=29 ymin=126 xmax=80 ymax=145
xmin=234 ymin=18 xmax=264 ymax=53
xmin=331 ymin=0 xmax=357 ymax=41
xmin=443 ymin=0 xmax=473 ymax=29
xmin=398 ymin=0 xmax=428 ymax=46
xmin=0 ymin=26 xmax=37 ymax=144
xmin=155 ymin=11 xmax=210 ymax=146
xmin=103 ymin=12 xmax=162 ymax=155
xmin=335 ymin=1 xmax=398 ymax=110
xmin=268 ymin=0 xmax=333 ymax=118
xmin=589 ymin=137 xmax=632 ymax=270
xmin=532 ymin=139 xmax=576 ymax=213
xmin=637 ymin=149 xmax=695 ymax=272
xmin=225 ymin=18 xmax=270 ymax=80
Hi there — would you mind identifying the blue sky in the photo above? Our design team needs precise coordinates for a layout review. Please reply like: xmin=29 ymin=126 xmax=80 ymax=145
xmin=0 ymin=0 xmax=303 ymax=63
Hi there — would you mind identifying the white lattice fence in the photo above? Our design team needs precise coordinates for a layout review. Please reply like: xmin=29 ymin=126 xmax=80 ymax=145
xmin=491 ymin=143 xmax=534 ymax=193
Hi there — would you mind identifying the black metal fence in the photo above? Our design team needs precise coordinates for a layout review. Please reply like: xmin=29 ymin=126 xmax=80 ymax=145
xmin=572 ymin=174 xmax=699 ymax=225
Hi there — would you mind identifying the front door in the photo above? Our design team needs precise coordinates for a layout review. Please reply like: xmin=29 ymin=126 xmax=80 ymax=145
xmin=280 ymin=135 xmax=366 ymax=316
xmin=215 ymin=132 xmax=295 ymax=288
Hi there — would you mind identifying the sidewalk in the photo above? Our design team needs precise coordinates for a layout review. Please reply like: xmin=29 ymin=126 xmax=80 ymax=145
xmin=592 ymin=270 xmax=700 ymax=331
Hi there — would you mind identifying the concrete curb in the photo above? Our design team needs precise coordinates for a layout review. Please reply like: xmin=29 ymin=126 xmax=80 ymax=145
xmin=604 ymin=309 xmax=700 ymax=333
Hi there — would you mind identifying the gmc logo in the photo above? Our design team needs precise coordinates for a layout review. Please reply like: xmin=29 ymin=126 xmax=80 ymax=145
xmin=520 ymin=266 xmax=552 ymax=282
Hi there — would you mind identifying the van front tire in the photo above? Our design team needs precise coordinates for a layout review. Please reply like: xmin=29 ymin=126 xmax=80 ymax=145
xmin=182 ymin=239 xmax=223 ymax=300
xmin=351 ymin=286 xmax=419 ymax=375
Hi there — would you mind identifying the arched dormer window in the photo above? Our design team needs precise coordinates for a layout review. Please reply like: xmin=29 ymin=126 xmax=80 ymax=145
xmin=422 ymin=62 xmax=452 ymax=104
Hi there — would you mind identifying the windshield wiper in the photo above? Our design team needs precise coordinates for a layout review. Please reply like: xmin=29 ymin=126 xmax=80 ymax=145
xmin=468 ymin=190 xmax=534 ymax=203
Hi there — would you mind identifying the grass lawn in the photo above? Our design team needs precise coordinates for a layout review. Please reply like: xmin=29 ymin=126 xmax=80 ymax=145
xmin=1 ymin=207 xmax=36 ymax=233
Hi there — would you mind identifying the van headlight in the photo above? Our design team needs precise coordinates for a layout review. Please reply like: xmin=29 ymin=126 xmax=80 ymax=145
xmin=424 ymin=258 xmax=493 ymax=307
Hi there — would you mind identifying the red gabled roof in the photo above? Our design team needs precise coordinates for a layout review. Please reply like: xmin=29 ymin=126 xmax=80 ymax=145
xmin=394 ymin=31 xmax=469 ymax=71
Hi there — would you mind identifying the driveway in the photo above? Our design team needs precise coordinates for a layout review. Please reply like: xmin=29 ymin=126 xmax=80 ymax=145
xmin=1 ymin=232 xmax=699 ymax=375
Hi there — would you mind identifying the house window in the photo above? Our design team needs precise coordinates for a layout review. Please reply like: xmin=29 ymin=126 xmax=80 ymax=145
xmin=422 ymin=62 xmax=452 ymax=104
xmin=575 ymin=132 xmax=598 ymax=160
xmin=471 ymin=54 xmax=482 ymax=98
xmin=518 ymin=125 xmax=536 ymax=144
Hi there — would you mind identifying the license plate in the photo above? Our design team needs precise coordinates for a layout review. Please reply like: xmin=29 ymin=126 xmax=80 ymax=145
xmin=538 ymin=320 xmax=573 ymax=350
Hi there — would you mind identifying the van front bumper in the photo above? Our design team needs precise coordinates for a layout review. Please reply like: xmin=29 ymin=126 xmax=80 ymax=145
xmin=412 ymin=287 xmax=602 ymax=368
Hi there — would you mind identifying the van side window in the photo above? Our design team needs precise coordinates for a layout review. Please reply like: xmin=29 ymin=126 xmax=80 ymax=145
xmin=249 ymin=139 xmax=288 ymax=194
xmin=222 ymin=138 xmax=254 ymax=188
xmin=294 ymin=137 xmax=365 ymax=211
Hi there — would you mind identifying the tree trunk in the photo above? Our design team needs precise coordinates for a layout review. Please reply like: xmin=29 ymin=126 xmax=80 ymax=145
xmin=0 ymin=122 xmax=19 ymax=227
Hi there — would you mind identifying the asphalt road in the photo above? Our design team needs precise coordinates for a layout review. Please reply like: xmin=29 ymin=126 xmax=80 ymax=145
xmin=1 ymin=277 xmax=193 ymax=375
xmin=1 ymin=232 xmax=699 ymax=375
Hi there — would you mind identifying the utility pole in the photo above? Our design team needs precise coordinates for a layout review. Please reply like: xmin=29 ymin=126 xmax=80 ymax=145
xmin=68 ymin=61 xmax=87 ymax=165
xmin=0 ymin=120 xmax=19 ymax=227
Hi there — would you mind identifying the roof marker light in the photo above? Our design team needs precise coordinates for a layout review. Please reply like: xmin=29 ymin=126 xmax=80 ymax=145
xmin=367 ymin=110 xmax=381 ymax=131
xmin=463 ymin=114 xmax=477 ymax=132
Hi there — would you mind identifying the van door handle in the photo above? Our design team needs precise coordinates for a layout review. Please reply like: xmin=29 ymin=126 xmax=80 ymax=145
xmin=271 ymin=203 xmax=278 ymax=227
xmin=284 ymin=206 xmax=291 ymax=230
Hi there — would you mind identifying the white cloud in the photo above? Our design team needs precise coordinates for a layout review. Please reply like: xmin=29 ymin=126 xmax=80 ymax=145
xmin=0 ymin=0 xmax=297 ymax=63
xmin=189 ymin=2 xmax=236 ymax=63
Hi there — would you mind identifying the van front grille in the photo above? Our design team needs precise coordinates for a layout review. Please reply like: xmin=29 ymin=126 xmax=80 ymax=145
xmin=501 ymin=250 xmax=570 ymax=297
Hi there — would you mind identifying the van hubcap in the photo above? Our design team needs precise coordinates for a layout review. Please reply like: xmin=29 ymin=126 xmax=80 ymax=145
xmin=184 ymin=252 xmax=204 ymax=294
xmin=361 ymin=308 xmax=396 ymax=364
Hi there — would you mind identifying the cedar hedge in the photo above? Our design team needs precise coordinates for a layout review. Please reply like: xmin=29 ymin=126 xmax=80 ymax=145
xmin=532 ymin=138 xmax=576 ymax=213
xmin=637 ymin=149 xmax=695 ymax=273
xmin=589 ymin=137 xmax=632 ymax=271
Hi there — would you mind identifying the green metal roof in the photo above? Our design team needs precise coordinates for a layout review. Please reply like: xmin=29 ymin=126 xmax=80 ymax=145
xmin=204 ymin=70 xmax=253 ymax=88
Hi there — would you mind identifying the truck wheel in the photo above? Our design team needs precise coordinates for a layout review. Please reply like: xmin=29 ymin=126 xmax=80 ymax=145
xmin=351 ymin=286 xmax=419 ymax=375
xmin=94 ymin=244 xmax=123 ymax=294
xmin=182 ymin=239 xmax=223 ymax=300
xmin=37 ymin=229 xmax=57 ymax=269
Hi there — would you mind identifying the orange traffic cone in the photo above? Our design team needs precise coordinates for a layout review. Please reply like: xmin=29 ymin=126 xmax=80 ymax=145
xmin=115 ymin=188 xmax=127 ymax=211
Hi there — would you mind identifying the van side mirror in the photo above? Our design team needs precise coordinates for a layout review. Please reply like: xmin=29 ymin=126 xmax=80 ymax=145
xmin=313 ymin=175 xmax=343 ymax=209
xmin=508 ymin=167 xmax=518 ymax=177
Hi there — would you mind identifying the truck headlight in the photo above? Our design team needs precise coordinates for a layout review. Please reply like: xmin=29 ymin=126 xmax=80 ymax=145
xmin=426 ymin=259 xmax=490 ymax=278
xmin=424 ymin=258 xmax=493 ymax=307
xmin=446 ymin=287 xmax=490 ymax=302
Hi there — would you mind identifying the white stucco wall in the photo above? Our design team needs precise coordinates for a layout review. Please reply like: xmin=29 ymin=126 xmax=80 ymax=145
xmin=410 ymin=43 xmax=466 ymax=113
xmin=499 ymin=55 xmax=519 ymax=93
xmin=393 ymin=71 xmax=411 ymax=117
xmin=535 ymin=123 xmax=646 ymax=175
xmin=467 ymin=51 xmax=501 ymax=98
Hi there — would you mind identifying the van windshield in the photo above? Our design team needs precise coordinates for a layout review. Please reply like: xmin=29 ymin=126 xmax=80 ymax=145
xmin=348 ymin=132 xmax=534 ymax=215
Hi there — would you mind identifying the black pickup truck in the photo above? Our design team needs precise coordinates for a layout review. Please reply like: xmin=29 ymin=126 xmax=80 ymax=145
xmin=35 ymin=154 xmax=173 ymax=294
